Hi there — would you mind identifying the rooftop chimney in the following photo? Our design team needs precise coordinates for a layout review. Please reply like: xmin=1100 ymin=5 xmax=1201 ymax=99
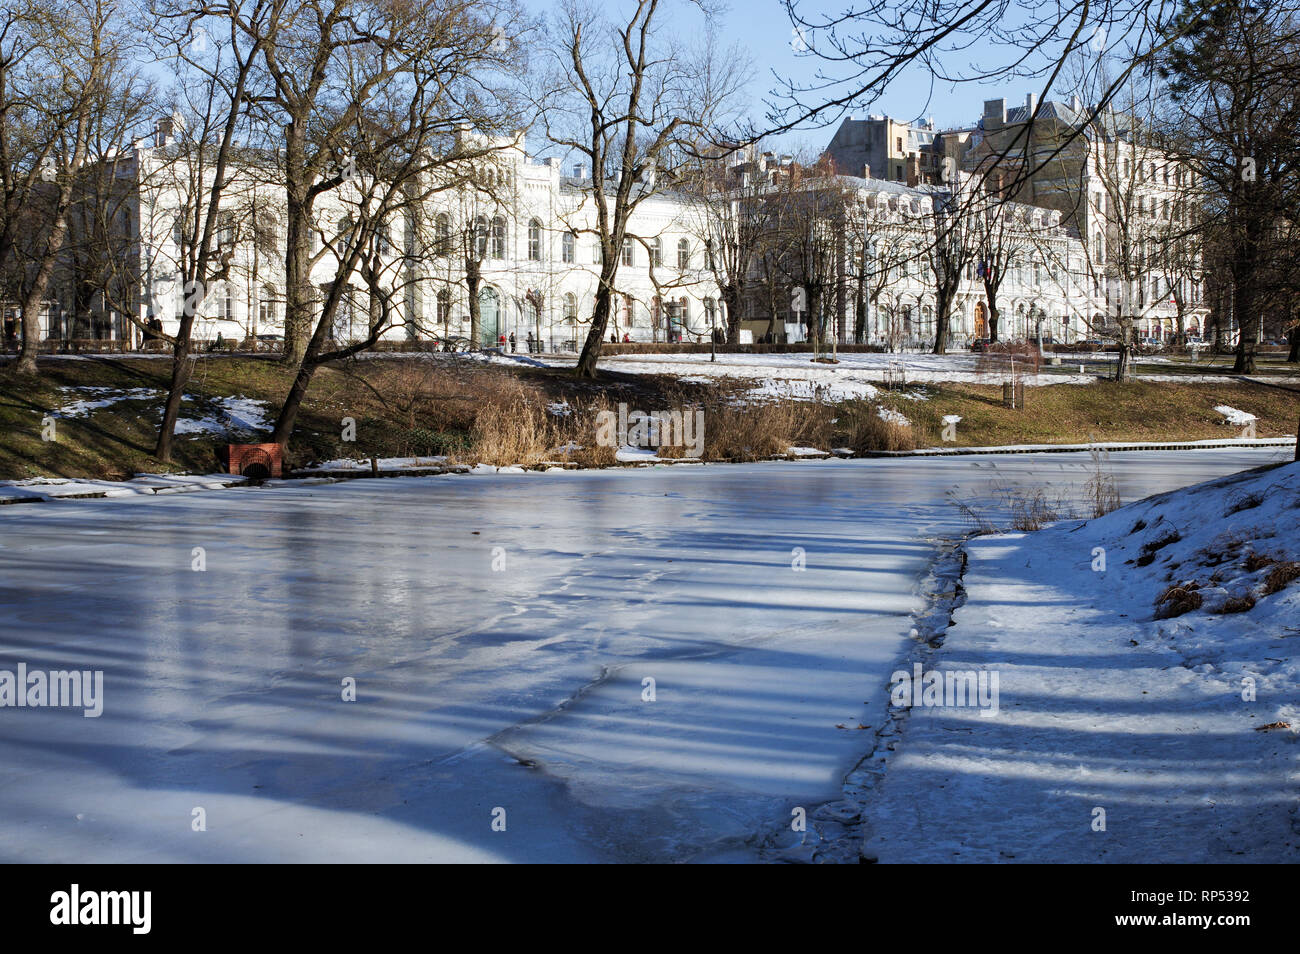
xmin=1025 ymin=92 xmax=1039 ymax=116
xmin=983 ymin=98 xmax=1006 ymax=127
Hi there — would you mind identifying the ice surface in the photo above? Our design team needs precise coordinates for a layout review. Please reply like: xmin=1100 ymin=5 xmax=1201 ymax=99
xmin=0 ymin=448 xmax=1289 ymax=862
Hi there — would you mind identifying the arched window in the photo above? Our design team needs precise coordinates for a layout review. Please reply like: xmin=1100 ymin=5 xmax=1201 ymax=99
xmin=563 ymin=292 xmax=577 ymax=323
xmin=490 ymin=215 xmax=506 ymax=259
xmin=528 ymin=218 xmax=543 ymax=261
xmin=435 ymin=213 xmax=451 ymax=256
xmin=651 ymin=236 xmax=662 ymax=267
xmin=562 ymin=231 xmax=575 ymax=264
xmin=677 ymin=238 xmax=690 ymax=270
xmin=474 ymin=215 xmax=488 ymax=258
xmin=258 ymin=284 xmax=277 ymax=326
xmin=219 ymin=283 xmax=236 ymax=321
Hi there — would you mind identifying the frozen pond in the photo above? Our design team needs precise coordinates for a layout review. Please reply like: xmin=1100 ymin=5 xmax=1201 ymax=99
xmin=0 ymin=448 xmax=1289 ymax=862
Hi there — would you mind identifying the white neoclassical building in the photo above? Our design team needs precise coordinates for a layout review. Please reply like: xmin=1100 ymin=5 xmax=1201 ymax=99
xmin=32 ymin=117 xmax=1203 ymax=353
xmin=40 ymin=128 xmax=725 ymax=352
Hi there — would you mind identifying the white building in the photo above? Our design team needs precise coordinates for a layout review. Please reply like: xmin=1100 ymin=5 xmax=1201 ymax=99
xmin=44 ymin=129 xmax=724 ymax=351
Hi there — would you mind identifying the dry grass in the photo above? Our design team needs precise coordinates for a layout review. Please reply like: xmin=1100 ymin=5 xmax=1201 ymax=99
xmin=1262 ymin=561 xmax=1300 ymax=596
xmin=1155 ymin=582 xmax=1203 ymax=618
xmin=1008 ymin=489 xmax=1062 ymax=531
xmin=1084 ymin=448 xmax=1122 ymax=517
xmin=702 ymin=400 xmax=833 ymax=461
xmin=840 ymin=402 xmax=916 ymax=453
xmin=1243 ymin=551 xmax=1277 ymax=572
xmin=1216 ymin=593 xmax=1257 ymax=614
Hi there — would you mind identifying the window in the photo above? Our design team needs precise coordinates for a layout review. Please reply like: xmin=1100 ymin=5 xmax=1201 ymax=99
xmin=677 ymin=238 xmax=690 ymax=270
xmin=651 ymin=236 xmax=662 ymax=267
xmin=563 ymin=292 xmax=577 ymax=322
xmin=528 ymin=218 xmax=543 ymax=261
xmin=436 ymin=288 xmax=451 ymax=327
xmin=474 ymin=215 xmax=488 ymax=258
xmin=622 ymin=237 xmax=634 ymax=266
xmin=219 ymin=284 xmax=235 ymax=321
xmin=258 ymin=284 xmax=277 ymax=326
xmin=562 ymin=231 xmax=575 ymax=263
xmin=255 ymin=214 xmax=277 ymax=257
xmin=217 ymin=212 xmax=236 ymax=247
xmin=435 ymin=213 xmax=451 ymax=256
xmin=490 ymin=215 xmax=506 ymax=259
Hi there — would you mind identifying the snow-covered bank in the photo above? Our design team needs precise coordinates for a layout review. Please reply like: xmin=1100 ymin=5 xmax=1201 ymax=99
xmin=0 ymin=473 xmax=243 ymax=503
xmin=861 ymin=460 xmax=1300 ymax=863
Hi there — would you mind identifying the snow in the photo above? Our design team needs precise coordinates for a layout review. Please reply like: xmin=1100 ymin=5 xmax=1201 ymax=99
xmin=50 ymin=387 xmax=271 ymax=436
xmin=740 ymin=377 xmax=880 ymax=404
xmin=0 ymin=447 xmax=1289 ymax=862
xmin=54 ymin=387 xmax=160 ymax=418
xmin=173 ymin=396 xmax=272 ymax=436
xmin=533 ymin=349 xmax=1300 ymax=391
xmin=866 ymin=436 xmax=1294 ymax=456
xmin=613 ymin=445 xmax=661 ymax=462
xmin=859 ymin=458 xmax=1300 ymax=863
xmin=297 ymin=456 xmax=450 ymax=474
xmin=1214 ymin=404 xmax=1258 ymax=426
xmin=877 ymin=407 xmax=910 ymax=427
xmin=0 ymin=473 xmax=242 ymax=502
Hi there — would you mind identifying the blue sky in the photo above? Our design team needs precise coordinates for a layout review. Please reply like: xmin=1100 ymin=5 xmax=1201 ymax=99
xmin=517 ymin=0 xmax=1062 ymax=155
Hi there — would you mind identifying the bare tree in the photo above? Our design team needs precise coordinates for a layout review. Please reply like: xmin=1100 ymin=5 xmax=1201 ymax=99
xmin=922 ymin=180 xmax=978 ymax=354
xmin=4 ymin=0 xmax=145 ymax=376
xmin=249 ymin=0 xmax=530 ymax=446
xmin=540 ymin=0 xmax=744 ymax=377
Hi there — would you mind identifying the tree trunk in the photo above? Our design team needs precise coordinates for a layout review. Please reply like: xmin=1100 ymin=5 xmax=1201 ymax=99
xmin=283 ymin=187 xmax=313 ymax=367
xmin=576 ymin=259 xmax=620 ymax=378
xmin=466 ymin=256 xmax=481 ymax=348
xmin=1115 ymin=340 xmax=1132 ymax=381
xmin=1231 ymin=278 xmax=1257 ymax=373
xmin=271 ymin=356 xmax=317 ymax=447
xmin=15 ymin=180 xmax=77 ymax=375
xmin=155 ymin=339 xmax=194 ymax=461
xmin=1286 ymin=325 xmax=1298 ymax=362
xmin=722 ymin=284 xmax=742 ymax=344
xmin=932 ymin=292 xmax=952 ymax=355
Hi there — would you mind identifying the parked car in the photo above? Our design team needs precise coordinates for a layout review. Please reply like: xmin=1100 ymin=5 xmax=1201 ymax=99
xmin=970 ymin=338 xmax=991 ymax=352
